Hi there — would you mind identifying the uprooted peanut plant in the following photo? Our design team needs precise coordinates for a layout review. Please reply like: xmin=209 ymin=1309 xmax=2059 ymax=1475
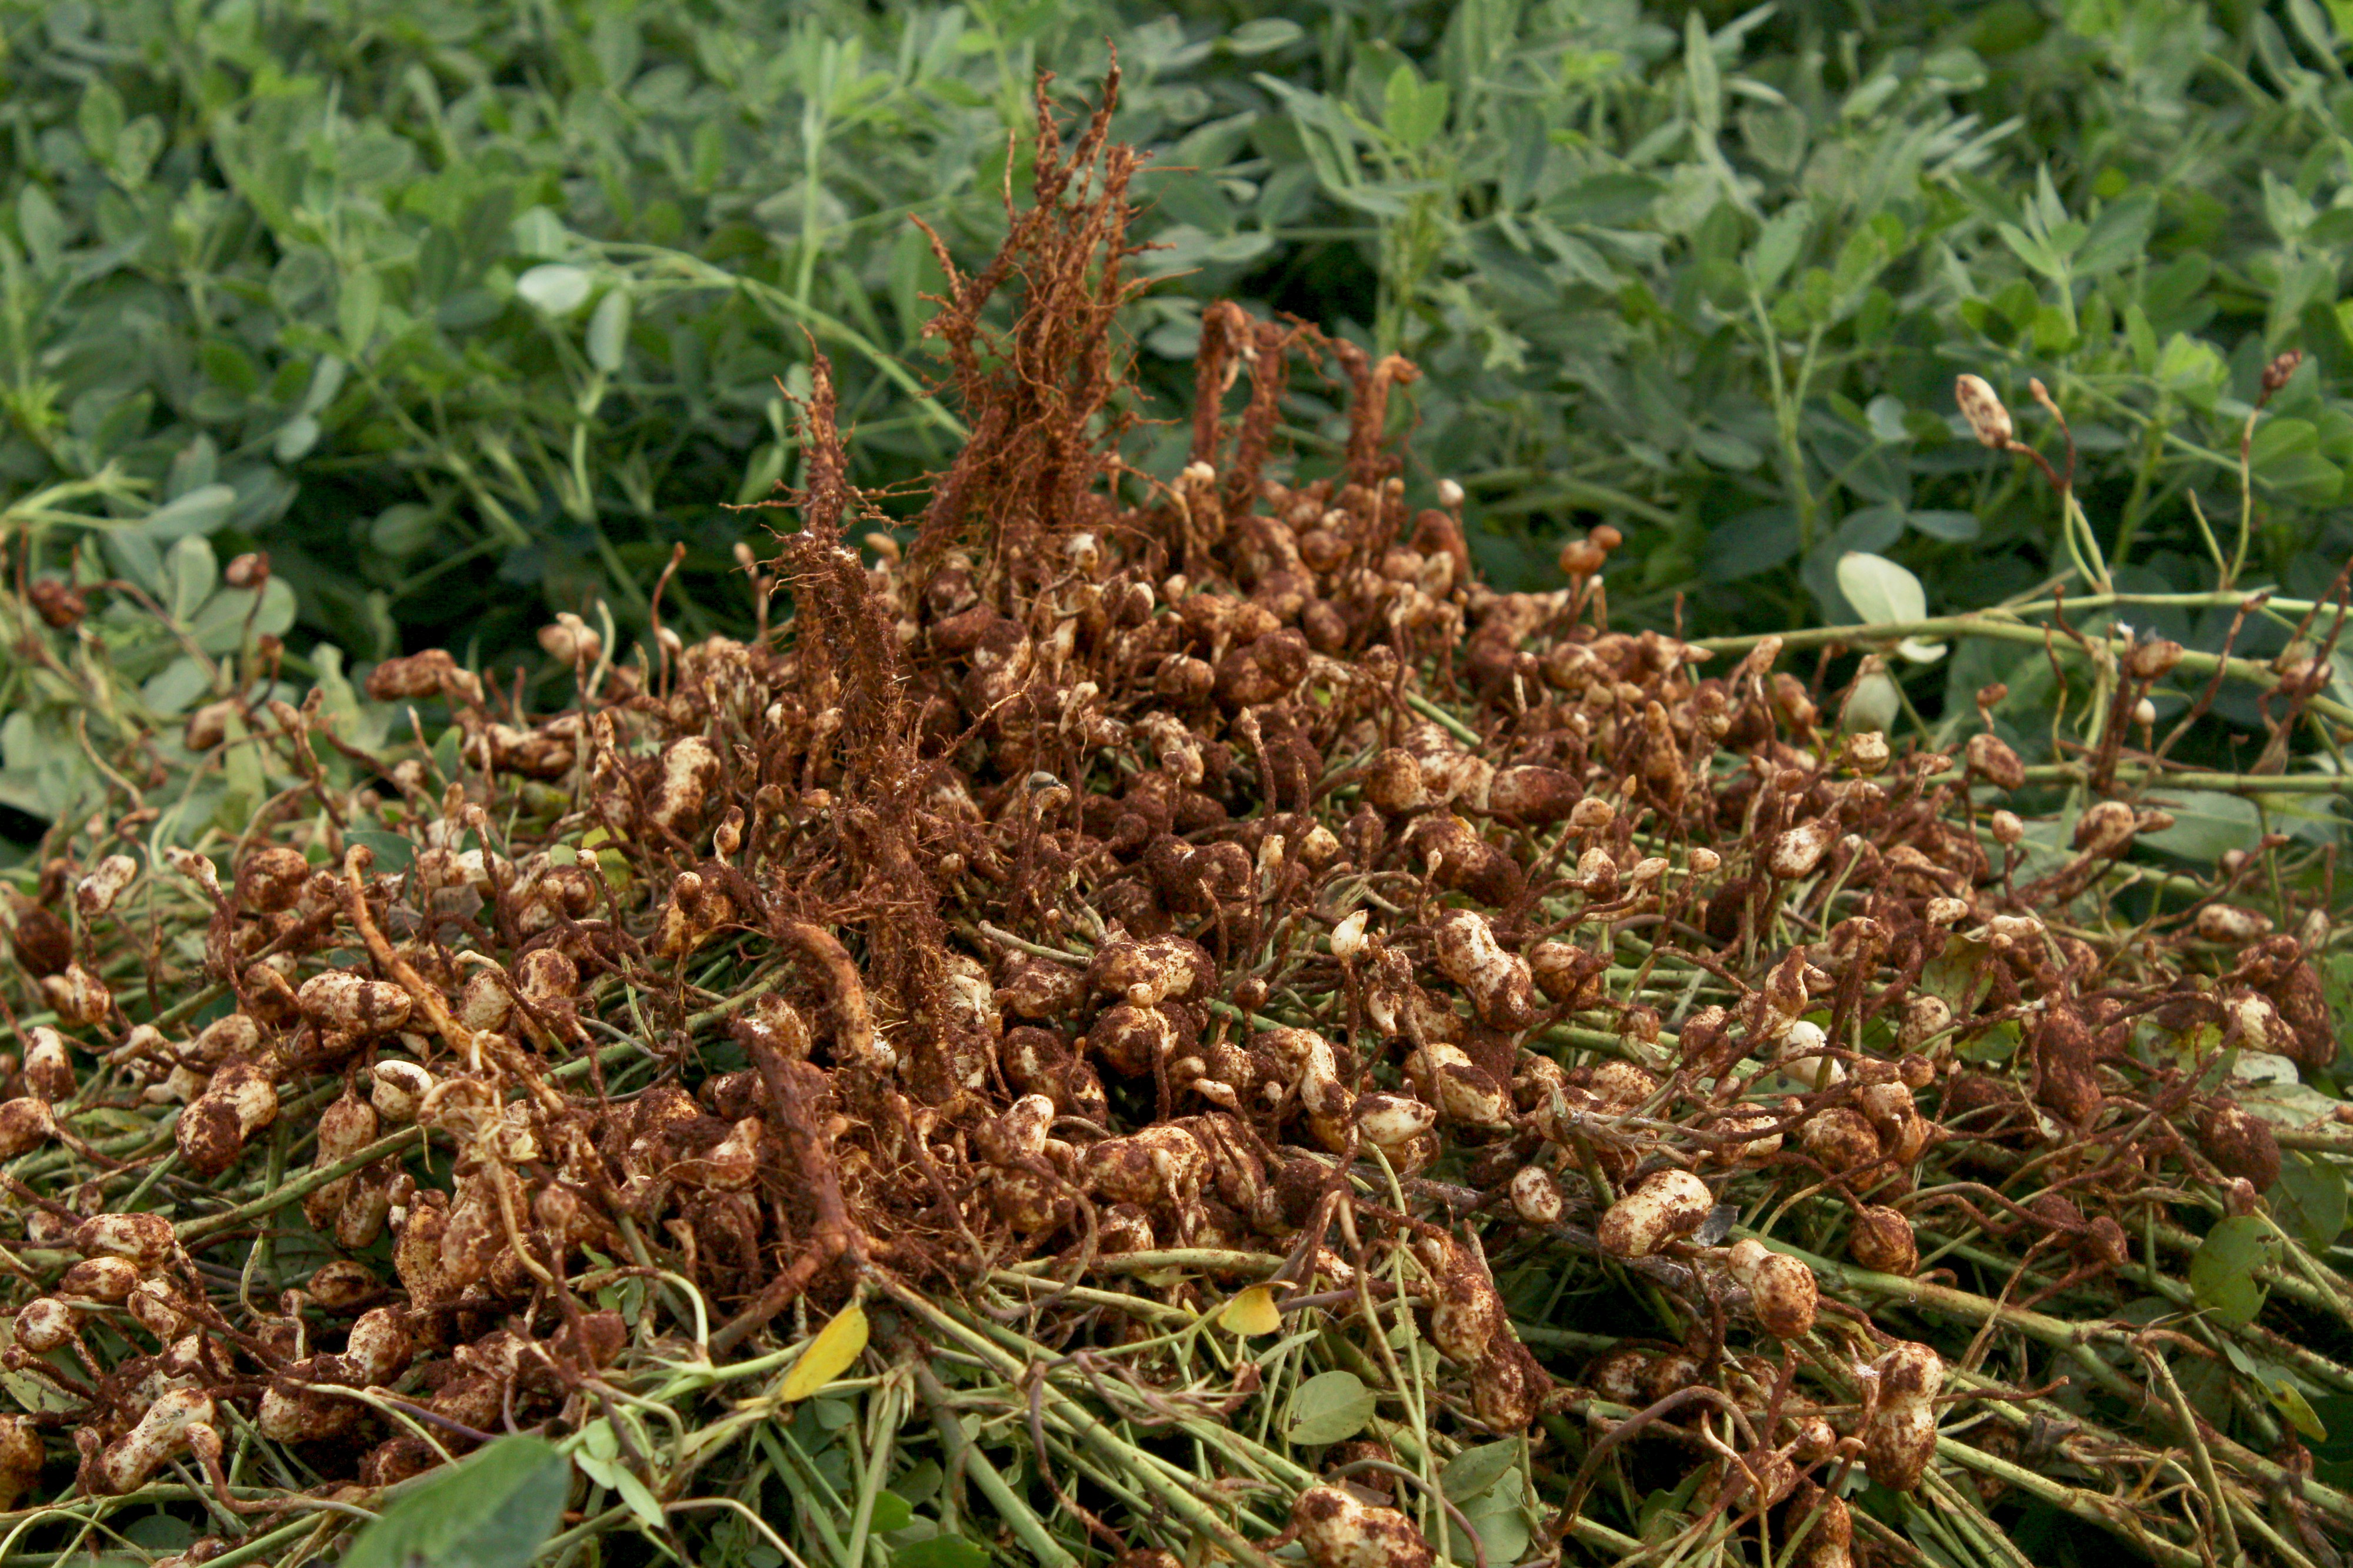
xmin=4 ymin=76 xmax=2353 ymax=1568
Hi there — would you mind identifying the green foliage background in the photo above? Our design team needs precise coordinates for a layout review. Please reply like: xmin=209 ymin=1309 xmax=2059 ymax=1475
xmin=5 ymin=0 xmax=2353 ymax=736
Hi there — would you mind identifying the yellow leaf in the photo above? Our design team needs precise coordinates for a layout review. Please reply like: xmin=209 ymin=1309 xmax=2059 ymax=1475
xmin=1221 ymin=1285 xmax=1282 ymax=1337
xmin=778 ymin=1305 xmax=869 ymax=1403
xmin=2269 ymin=1376 xmax=2329 ymax=1443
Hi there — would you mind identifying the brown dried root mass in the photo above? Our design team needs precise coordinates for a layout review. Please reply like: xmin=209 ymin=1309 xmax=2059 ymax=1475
xmin=0 ymin=72 xmax=2348 ymax=1568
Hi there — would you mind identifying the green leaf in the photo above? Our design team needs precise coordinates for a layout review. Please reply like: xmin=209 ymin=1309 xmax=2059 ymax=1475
xmin=1835 ymin=553 xmax=1944 ymax=661
xmin=301 ymin=355 xmax=348 ymax=416
xmin=511 ymin=207 xmax=573 ymax=259
xmin=17 ymin=185 xmax=64 ymax=273
xmin=1226 ymin=18 xmax=1304 ymax=55
xmin=1684 ymin=11 xmax=1721 ymax=135
xmin=1383 ymin=65 xmax=1449 ymax=150
xmin=341 ymin=1436 xmax=571 ymax=1568
xmin=106 ymin=531 xmax=164 ymax=598
xmin=2140 ymin=791 xmax=2264 ymax=862
xmin=216 ymin=706 xmax=259 ymax=830
xmin=188 ymin=579 xmax=297 ymax=656
xmin=142 ymin=485 xmax=237 ymax=544
xmin=895 ymin=1536 xmax=991 ymax=1568
xmin=2289 ymin=0 xmax=2344 ymax=74
xmin=2272 ymin=1153 xmax=2348 ymax=1250
xmin=2077 ymin=191 xmax=2158 ymax=276
xmin=613 ymin=1466 xmax=665 ymax=1530
xmin=586 ymin=288 xmax=633 ymax=373
xmin=1746 ymin=202 xmax=1812 ymax=292
xmin=572 ymin=1417 xmax=665 ymax=1532
xmin=168 ymin=537 xmax=218 ymax=623
xmin=113 ymin=115 xmax=163 ymax=186
xmin=1995 ymin=222 xmax=2065 ymax=282
xmin=274 ymin=415 xmax=322 ymax=463
xmin=1705 ymin=507 xmax=1799 ymax=582
xmin=1440 ymin=1441 xmax=1520 ymax=1502
xmin=142 ymin=656 xmax=214 ymax=718
xmin=2188 ymin=1216 xmax=2276 ymax=1327
xmin=1842 ymin=669 xmax=1904 ymax=730
xmin=518 ymin=263 xmax=594 ymax=317
xmin=1835 ymin=551 xmax=1927 ymax=626
xmin=1957 ymin=1019 xmax=2021 ymax=1064
xmin=2156 ymin=333 xmax=2229 ymax=405
xmin=1739 ymin=101 xmax=1808 ymax=176
xmin=370 ymin=504 xmax=439 ymax=559
xmin=2324 ymin=955 xmax=2353 ymax=1054
xmin=79 ymin=80 xmax=125 ymax=166
xmin=124 ymin=1516 xmax=195 ymax=1552
xmin=340 ymin=268 xmax=384 ymax=354
xmin=1833 ymin=503 xmax=1906 ymax=554
xmin=737 ymin=442 xmax=788 ymax=506
xmin=1448 ymin=1492 xmax=1530 ymax=1568
xmin=2251 ymin=416 xmax=2344 ymax=502
xmin=198 ymin=339 xmax=261 ymax=399
xmin=2124 ymin=303 xmax=2159 ymax=369
xmin=1922 ymin=936 xmax=1994 ymax=1010
xmin=1906 ymin=510 xmax=1982 ymax=542
xmin=869 ymin=1490 xmax=915 ymax=1534
xmin=347 ymin=829 xmax=417 ymax=874
xmin=2175 ymin=1355 xmax=2238 ymax=1430
xmin=1287 ymin=1369 xmax=1377 ymax=1446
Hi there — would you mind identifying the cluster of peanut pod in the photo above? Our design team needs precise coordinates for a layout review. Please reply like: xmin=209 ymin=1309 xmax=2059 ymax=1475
xmin=2 ymin=100 xmax=2348 ymax=1568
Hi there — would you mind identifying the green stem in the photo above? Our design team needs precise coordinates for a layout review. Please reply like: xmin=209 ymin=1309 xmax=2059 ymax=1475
xmin=1932 ymin=1438 xmax=2202 ymax=1568
xmin=1694 ymin=611 xmax=2353 ymax=730
xmin=2108 ymin=405 xmax=2169 ymax=569
xmin=175 ymin=1127 xmax=429 ymax=1243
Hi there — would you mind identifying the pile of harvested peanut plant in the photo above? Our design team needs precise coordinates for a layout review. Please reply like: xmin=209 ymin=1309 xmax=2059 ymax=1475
xmin=5 ymin=79 xmax=2353 ymax=1568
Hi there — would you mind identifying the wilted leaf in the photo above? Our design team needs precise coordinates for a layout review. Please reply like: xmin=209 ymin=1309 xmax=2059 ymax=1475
xmin=1221 ymin=1284 xmax=1283 ymax=1336
xmin=778 ymin=1304 xmax=869 ymax=1402
xmin=2269 ymin=1375 xmax=2331 ymax=1443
